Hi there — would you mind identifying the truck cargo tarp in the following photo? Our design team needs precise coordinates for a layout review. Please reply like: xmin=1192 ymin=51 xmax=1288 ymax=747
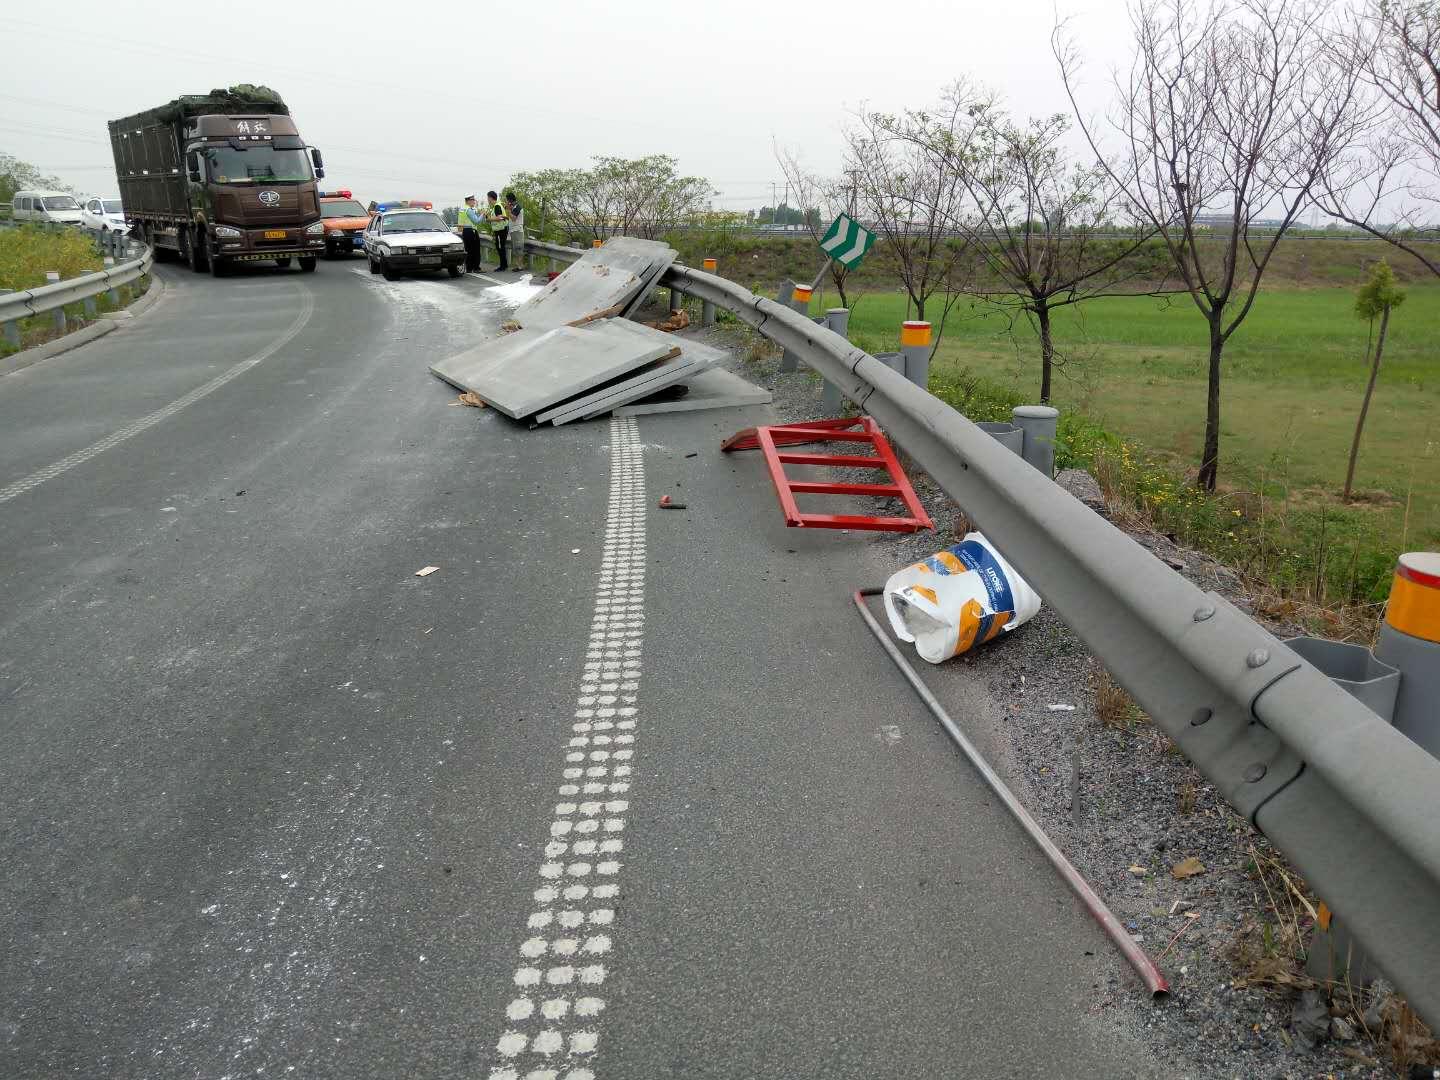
xmin=112 ymin=86 xmax=289 ymax=128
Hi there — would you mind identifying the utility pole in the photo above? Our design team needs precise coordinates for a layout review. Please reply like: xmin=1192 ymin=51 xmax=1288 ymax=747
xmin=770 ymin=181 xmax=778 ymax=225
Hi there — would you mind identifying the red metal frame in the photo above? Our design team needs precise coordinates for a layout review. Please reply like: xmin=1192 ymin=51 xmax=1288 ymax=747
xmin=721 ymin=417 xmax=934 ymax=532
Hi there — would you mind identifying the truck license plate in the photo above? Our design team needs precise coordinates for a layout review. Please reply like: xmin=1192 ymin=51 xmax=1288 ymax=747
xmin=419 ymin=256 xmax=441 ymax=265
xmin=264 ymin=230 xmax=286 ymax=239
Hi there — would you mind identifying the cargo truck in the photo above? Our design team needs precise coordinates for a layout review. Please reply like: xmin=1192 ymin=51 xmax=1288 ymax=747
xmin=109 ymin=86 xmax=328 ymax=276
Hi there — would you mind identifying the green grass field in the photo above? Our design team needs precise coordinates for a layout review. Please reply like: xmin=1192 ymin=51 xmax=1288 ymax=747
xmin=804 ymin=283 xmax=1440 ymax=600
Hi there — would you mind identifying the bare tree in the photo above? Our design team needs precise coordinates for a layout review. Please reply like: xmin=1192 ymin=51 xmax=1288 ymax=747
xmin=844 ymin=93 xmax=986 ymax=340
xmin=775 ymin=145 xmax=863 ymax=308
xmin=908 ymin=90 xmax=1172 ymax=402
xmin=1057 ymin=0 xmax=1366 ymax=490
xmin=1320 ymin=0 xmax=1440 ymax=276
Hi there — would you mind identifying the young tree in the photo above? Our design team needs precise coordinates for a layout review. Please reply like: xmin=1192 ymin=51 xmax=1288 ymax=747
xmin=1057 ymin=0 xmax=1366 ymax=490
xmin=844 ymin=91 xmax=981 ymax=348
xmin=910 ymin=95 xmax=1171 ymax=402
xmin=1320 ymin=0 xmax=1440 ymax=277
xmin=775 ymin=146 xmax=861 ymax=308
xmin=510 ymin=156 xmax=714 ymax=244
xmin=1344 ymin=259 xmax=1408 ymax=500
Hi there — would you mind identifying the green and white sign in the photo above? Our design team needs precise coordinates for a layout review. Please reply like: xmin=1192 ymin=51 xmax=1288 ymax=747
xmin=818 ymin=213 xmax=876 ymax=269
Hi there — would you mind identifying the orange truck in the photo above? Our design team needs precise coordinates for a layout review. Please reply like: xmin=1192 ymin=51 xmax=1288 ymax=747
xmin=317 ymin=189 xmax=372 ymax=257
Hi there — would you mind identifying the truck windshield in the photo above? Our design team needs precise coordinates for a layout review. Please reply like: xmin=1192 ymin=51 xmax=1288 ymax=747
xmin=204 ymin=146 xmax=313 ymax=184
xmin=321 ymin=200 xmax=367 ymax=218
xmin=43 ymin=196 xmax=80 ymax=210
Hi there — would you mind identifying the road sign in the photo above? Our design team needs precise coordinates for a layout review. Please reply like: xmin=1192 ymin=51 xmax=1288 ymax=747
xmin=818 ymin=213 xmax=876 ymax=269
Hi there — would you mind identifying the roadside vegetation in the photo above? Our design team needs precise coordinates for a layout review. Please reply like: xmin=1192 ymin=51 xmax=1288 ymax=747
xmin=0 ymin=224 xmax=147 ymax=358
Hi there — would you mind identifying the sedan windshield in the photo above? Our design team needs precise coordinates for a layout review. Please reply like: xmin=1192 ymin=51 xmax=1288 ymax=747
xmin=102 ymin=200 xmax=123 ymax=214
xmin=204 ymin=146 xmax=313 ymax=184
xmin=43 ymin=196 xmax=80 ymax=211
xmin=380 ymin=212 xmax=447 ymax=234
xmin=321 ymin=200 xmax=368 ymax=219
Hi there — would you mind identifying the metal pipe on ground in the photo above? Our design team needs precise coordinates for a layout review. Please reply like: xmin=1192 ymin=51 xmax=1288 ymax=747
xmin=1012 ymin=405 xmax=1059 ymax=479
xmin=852 ymin=587 xmax=1170 ymax=1000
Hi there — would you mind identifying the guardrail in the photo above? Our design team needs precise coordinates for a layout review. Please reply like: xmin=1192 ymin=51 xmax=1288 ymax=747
xmin=527 ymin=235 xmax=1440 ymax=1022
xmin=0 ymin=230 xmax=152 ymax=350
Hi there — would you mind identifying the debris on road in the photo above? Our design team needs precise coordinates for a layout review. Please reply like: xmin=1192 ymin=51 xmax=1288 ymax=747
xmin=1128 ymin=864 xmax=1149 ymax=876
xmin=1047 ymin=703 xmax=1076 ymax=712
xmin=874 ymin=725 xmax=903 ymax=745
xmin=1170 ymin=856 xmax=1206 ymax=879
xmin=456 ymin=391 xmax=487 ymax=408
xmin=415 ymin=566 xmax=439 ymax=577
xmin=657 ymin=495 xmax=687 ymax=510
xmin=513 ymin=237 xmax=676 ymax=330
xmin=722 ymin=417 xmax=930 ymax=532
xmin=644 ymin=308 xmax=690 ymax=332
xmin=883 ymin=533 xmax=1041 ymax=663
xmin=571 ymin=548 xmax=580 ymax=555
xmin=684 ymin=452 xmax=698 ymax=458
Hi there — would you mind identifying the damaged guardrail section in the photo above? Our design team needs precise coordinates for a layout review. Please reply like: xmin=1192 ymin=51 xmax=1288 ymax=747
xmin=527 ymin=238 xmax=1440 ymax=1022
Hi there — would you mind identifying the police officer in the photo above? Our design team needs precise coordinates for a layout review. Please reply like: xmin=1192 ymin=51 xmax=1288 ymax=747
xmin=486 ymin=190 xmax=509 ymax=272
xmin=459 ymin=195 xmax=484 ymax=274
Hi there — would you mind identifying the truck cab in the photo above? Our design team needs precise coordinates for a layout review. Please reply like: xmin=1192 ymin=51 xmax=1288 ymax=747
xmin=182 ymin=113 xmax=326 ymax=272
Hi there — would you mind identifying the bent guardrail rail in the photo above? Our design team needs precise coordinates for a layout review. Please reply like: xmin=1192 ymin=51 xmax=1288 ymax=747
xmin=0 ymin=232 xmax=153 ymax=350
xmin=527 ymin=235 xmax=1440 ymax=1021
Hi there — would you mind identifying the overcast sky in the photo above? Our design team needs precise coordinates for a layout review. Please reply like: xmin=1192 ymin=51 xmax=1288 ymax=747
xmin=1 ymin=0 xmax=1135 ymax=206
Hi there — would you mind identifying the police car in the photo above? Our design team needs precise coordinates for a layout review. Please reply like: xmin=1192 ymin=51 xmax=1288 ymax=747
xmin=361 ymin=206 xmax=466 ymax=279
xmin=317 ymin=190 xmax=372 ymax=257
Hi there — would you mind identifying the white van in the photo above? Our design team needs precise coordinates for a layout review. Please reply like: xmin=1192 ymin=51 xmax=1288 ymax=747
xmin=11 ymin=190 xmax=84 ymax=227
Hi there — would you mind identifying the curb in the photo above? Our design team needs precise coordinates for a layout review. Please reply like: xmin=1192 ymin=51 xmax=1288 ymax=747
xmin=1 ymin=272 xmax=165 ymax=379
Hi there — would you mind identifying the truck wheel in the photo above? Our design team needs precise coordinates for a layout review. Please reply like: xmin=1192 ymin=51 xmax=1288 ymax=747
xmin=299 ymin=257 xmax=317 ymax=273
xmin=275 ymin=257 xmax=293 ymax=268
xmin=209 ymin=253 xmax=228 ymax=278
xmin=380 ymin=257 xmax=400 ymax=281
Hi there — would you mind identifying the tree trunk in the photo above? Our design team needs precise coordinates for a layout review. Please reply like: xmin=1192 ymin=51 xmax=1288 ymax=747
xmin=1036 ymin=300 xmax=1054 ymax=404
xmin=1197 ymin=318 xmax=1224 ymax=492
xmin=913 ymin=296 xmax=925 ymax=322
xmin=1343 ymin=306 xmax=1391 ymax=502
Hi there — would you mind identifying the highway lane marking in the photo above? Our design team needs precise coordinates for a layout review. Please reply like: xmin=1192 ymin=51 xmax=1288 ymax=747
xmin=0 ymin=288 xmax=315 ymax=505
xmin=488 ymin=415 xmax=646 ymax=1080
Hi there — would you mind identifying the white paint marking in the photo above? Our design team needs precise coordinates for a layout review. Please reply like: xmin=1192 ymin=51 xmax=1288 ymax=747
xmin=487 ymin=418 xmax=646 ymax=1079
xmin=0 ymin=288 xmax=315 ymax=504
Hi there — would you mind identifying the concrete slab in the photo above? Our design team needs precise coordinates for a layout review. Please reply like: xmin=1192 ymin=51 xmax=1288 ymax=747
xmin=538 ymin=355 xmax=713 ymax=426
xmin=515 ymin=238 xmax=677 ymax=331
xmin=614 ymin=367 xmax=772 ymax=416
xmin=429 ymin=322 xmax=673 ymax=420
xmin=596 ymin=319 xmax=728 ymax=366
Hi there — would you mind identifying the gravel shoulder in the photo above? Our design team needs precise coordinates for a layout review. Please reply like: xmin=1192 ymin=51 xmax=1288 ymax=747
xmin=685 ymin=320 xmax=1399 ymax=1080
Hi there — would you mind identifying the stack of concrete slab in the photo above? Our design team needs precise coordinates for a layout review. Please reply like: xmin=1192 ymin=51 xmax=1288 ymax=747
xmin=430 ymin=322 xmax=676 ymax=420
xmin=514 ymin=237 xmax=678 ymax=331
xmin=534 ymin=320 xmax=724 ymax=426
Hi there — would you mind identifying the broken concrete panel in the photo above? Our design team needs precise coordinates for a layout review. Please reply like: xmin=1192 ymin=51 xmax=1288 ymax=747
xmin=613 ymin=367 xmax=772 ymax=416
xmin=514 ymin=238 xmax=677 ymax=330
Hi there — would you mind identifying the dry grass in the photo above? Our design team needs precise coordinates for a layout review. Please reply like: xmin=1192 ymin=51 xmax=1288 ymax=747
xmin=1093 ymin=667 xmax=1140 ymax=732
xmin=1176 ymin=779 xmax=1199 ymax=815
xmin=1229 ymin=844 xmax=1440 ymax=1073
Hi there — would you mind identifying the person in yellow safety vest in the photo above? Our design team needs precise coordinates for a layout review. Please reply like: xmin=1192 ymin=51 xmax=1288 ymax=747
xmin=458 ymin=195 xmax=484 ymax=274
xmin=486 ymin=190 xmax=510 ymax=272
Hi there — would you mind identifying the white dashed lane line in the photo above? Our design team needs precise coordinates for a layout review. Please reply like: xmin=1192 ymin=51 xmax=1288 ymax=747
xmin=487 ymin=416 xmax=646 ymax=1080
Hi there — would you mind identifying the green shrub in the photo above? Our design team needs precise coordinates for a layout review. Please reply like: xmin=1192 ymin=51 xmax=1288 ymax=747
xmin=0 ymin=225 xmax=102 ymax=291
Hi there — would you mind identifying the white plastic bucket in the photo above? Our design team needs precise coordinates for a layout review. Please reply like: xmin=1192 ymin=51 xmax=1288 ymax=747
xmin=882 ymin=533 xmax=1042 ymax=664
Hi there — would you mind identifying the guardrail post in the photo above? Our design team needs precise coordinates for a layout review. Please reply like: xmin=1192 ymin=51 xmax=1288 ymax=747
xmin=107 ymin=286 xmax=121 ymax=305
xmin=3 ymin=320 xmax=18 ymax=350
xmin=821 ymin=308 xmax=850 ymax=414
xmin=978 ymin=422 xmax=1025 ymax=457
xmin=900 ymin=320 xmax=932 ymax=389
xmin=779 ymin=282 xmax=810 ymax=372
xmin=1012 ymin=404 xmax=1059 ymax=479
xmin=83 ymin=296 xmax=97 ymax=319
xmin=592 ymin=239 xmax=603 ymax=249
xmin=701 ymin=259 xmax=718 ymax=326
xmin=1375 ymin=552 xmax=1440 ymax=760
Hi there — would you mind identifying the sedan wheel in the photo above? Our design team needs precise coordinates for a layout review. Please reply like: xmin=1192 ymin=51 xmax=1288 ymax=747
xmin=380 ymin=257 xmax=400 ymax=281
xmin=368 ymin=254 xmax=380 ymax=275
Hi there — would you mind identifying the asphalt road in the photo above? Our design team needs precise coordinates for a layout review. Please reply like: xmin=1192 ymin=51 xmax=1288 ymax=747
xmin=0 ymin=259 xmax=1164 ymax=1079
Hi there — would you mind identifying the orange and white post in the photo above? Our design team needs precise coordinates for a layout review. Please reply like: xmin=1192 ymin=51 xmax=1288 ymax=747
xmin=701 ymin=259 xmax=718 ymax=325
xmin=1376 ymin=552 xmax=1440 ymax=759
xmin=901 ymin=320 xmax=932 ymax=388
